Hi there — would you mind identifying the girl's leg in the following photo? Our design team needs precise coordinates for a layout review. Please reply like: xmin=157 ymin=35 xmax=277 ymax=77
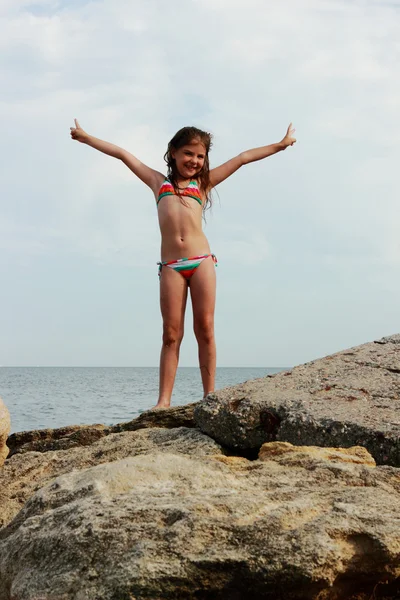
xmin=156 ymin=266 xmax=188 ymax=408
xmin=189 ymin=256 xmax=217 ymax=397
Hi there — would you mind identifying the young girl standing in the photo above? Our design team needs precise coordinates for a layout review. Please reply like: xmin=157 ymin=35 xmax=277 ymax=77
xmin=70 ymin=121 xmax=296 ymax=408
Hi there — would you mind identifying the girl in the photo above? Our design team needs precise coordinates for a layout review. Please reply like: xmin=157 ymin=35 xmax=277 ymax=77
xmin=70 ymin=121 xmax=296 ymax=408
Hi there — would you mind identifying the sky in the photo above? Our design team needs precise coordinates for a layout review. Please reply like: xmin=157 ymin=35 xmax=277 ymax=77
xmin=1 ymin=0 xmax=399 ymax=367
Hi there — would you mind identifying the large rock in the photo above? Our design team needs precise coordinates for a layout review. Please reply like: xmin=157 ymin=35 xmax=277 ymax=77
xmin=194 ymin=335 xmax=400 ymax=466
xmin=0 ymin=397 xmax=10 ymax=467
xmin=0 ymin=444 xmax=399 ymax=600
xmin=7 ymin=402 xmax=198 ymax=457
xmin=0 ymin=426 xmax=223 ymax=530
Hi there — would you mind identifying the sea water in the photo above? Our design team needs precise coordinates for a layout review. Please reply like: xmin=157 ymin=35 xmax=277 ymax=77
xmin=0 ymin=366 xmax=287 ymax=434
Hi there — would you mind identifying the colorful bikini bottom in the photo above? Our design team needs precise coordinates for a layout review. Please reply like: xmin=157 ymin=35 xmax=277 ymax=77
xmin=157 ymin=254 xmax=217 ymax=282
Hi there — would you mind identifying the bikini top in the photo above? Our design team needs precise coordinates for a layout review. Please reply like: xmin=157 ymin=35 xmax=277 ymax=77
xmin=157 ymin=178 xmax=203 ymax=207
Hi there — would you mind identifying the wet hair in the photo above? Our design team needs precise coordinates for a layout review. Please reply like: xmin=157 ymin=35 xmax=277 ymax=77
xmin=164 ymin=126 xmax=213 ymax=211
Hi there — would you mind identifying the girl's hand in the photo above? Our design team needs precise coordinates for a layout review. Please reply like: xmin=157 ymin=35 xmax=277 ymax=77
xmin=280 ymin=123 xmax=296 ymax=149
xmin=70 ymin=119 xmax=89 ymax=143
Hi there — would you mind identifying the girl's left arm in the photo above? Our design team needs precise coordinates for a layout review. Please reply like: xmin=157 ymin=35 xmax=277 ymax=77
xmin=209 ymin=123 xmax=296 ymax=188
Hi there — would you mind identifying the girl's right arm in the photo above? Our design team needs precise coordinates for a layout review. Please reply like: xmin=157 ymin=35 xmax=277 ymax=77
xmin=70 ymin=119 xmax=164 ymax=194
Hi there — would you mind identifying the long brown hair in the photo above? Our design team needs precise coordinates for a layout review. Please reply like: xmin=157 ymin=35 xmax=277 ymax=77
xmin=164 ymin=126 xmax=213 ymax=211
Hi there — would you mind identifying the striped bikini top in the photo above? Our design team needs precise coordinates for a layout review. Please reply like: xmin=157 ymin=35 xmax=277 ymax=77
xmin=157 ymin=178 xmax=203 ymax=206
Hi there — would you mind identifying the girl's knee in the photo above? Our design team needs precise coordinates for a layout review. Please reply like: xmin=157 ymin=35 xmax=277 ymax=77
xmin=194 ymin=319 xmax=215 ymax=344
xmin=162 ymin=325 xmax=184 ymax=347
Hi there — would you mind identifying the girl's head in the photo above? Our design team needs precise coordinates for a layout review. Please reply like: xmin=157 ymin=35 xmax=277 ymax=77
xmin=164 ymin=126 xmax=213 ymax=210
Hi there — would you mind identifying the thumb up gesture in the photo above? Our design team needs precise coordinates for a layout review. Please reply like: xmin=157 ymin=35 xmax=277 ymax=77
xmin=70 ymin=119 xmax=88 ymax=143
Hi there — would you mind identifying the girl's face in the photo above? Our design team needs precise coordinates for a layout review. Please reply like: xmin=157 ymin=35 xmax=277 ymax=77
xmin=172 ymin=139 xmax=206 ymax=179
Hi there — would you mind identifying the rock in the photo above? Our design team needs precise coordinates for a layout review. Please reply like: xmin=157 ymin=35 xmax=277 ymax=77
xmin=7 ymin=402 xmax=198 ymax=457
xmin=112 ymin=401 xmax=198 ymax=433
xmin=258 ymin=441 xmax=376 ymax=467
xmin=194 ymin=335 xmax=400 ymax=466
xmin=0 ymin=397 xmax=11 ymax=467
xmin=0 ymin=445 xmax=399 ymax=600
xmin=0 ymin=427 xmax=224 ymax=530
xmin=6 ymin=424 xmax=109 ymax=457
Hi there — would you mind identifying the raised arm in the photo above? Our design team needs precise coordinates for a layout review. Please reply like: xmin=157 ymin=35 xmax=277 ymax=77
xmin=70 ymin=119 xmax=164 ymax=194
xmin=209 ymin=123 xmax=296 ymax=188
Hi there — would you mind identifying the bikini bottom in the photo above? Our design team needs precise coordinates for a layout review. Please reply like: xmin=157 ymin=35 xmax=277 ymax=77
xmin=157 ymin=254 xmax=217 ymax=283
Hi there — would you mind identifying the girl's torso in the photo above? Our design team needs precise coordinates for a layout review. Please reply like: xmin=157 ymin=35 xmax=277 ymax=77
xmin=154 ymin=177 xmax=210 ymax=261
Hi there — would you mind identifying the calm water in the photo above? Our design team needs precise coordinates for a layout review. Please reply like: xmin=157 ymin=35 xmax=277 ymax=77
xmin=0 ymin=367 xmax=286 ymax=434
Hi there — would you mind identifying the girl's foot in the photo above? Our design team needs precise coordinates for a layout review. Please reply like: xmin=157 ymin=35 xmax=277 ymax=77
xmin=151 ymin=400 xmax=171 ymax=410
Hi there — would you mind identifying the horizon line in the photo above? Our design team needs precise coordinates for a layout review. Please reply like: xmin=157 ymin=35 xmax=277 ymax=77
xmin=0 ymin=365 xmax=290 ymax=370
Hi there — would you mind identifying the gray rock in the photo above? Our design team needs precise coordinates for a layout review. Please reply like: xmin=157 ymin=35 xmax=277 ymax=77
xmin=0 ymin=427 xmax=223 ymax=530
xmin=0 ymin=444 xmax=399 ymax=600
xmin=194 ymin=335 xmax=400 ymax=465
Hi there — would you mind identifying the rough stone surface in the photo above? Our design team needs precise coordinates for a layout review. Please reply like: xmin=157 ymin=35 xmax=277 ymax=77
xmin=7 ymin=402 xmax=198 ymax=457
xmin=0 ymin=444 xmax=399 ymax=600
xmin=0 ymin=397 xmax=10 ymax=468
xmin=258 ymin=441 xmax=376 ymax=467
xmin=194 ymin=335 xmax=400 ymax=465
xmin=0 ymin=427 xmax=223 ymax=530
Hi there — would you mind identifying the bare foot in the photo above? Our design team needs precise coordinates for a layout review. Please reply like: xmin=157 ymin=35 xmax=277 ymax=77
xmin=150 ymin=401 xmax=171 ymax=411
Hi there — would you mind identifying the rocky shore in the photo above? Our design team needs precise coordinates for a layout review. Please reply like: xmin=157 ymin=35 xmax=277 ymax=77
xmin=0 ymin=335 xmax=399 ymax=599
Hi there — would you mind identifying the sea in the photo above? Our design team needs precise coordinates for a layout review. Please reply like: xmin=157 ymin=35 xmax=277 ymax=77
xmin=0 ymin=367 xmax=287 ymax=434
